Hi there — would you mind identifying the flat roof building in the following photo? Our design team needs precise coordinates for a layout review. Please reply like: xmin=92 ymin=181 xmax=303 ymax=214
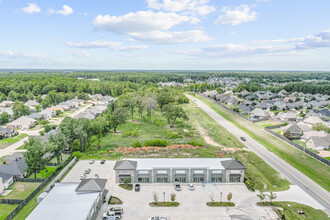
xmin=27 ymin=179 xmax=107 ymax=220
xmin=114 ymin=158 xmax=246 ymax=184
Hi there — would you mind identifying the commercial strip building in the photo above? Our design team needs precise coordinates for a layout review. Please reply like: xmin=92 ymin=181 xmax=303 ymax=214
xmin=27 ymin=179 xmax=107 ymax=220
xmin=114 ymin=158 xmax=246 ymax=184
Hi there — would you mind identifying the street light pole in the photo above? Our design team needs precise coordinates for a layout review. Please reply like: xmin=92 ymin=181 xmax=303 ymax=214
xmin=220 ymin=192 xmax=222 ymax=204
xmin=163 ymin=192 xmax=165 ymax=205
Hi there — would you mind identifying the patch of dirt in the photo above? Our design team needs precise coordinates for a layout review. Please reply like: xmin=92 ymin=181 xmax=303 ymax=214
xmin=319 ymin=150 xmax=330 ymax=158
xmin=222 ymin=148 xmax=241 ymax=152
xmin=197 ymin=126 xmax=222 ymax=147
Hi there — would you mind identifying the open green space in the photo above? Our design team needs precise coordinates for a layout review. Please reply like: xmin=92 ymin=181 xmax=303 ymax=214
xmin=0 ymin=133 xmax=28 ymax=149
xmin=259 ymin=201 xmax=328 ymax=220
xmin=0 ymin=204 xmax=18 ymax=220
xmin=49 ymin=153 xmax=70 ymax=164
xmin=1 ymin=182 xmax=40 ymax=200
xmin=195 ymin=95 xmax=330 ymax=191
xmin=27 ymin=166 xmax=57 ymax=179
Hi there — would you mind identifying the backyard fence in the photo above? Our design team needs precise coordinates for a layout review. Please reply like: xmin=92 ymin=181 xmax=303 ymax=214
xmin=264 ymin=126 xmax=330 ymax=166
xmin=14 ymin=178 xmax=45 ymax=183
xmin=2 ymin=155 xmax=75 ymax=220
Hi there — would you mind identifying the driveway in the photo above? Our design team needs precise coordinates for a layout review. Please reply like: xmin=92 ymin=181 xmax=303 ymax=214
xmin=0 ymin=137 xmax=28 ymax=158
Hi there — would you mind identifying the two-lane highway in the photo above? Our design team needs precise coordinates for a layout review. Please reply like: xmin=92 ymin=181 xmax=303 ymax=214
xmin=187 ymin=94 xmax=330 ymax=215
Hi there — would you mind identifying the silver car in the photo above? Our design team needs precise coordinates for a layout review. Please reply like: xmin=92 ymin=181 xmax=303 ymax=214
xmin=188 ymin=183 xmax=194 ymax=191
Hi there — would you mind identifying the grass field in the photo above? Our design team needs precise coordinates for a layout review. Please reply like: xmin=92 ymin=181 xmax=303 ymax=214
xmin=271 ymin=201 xmax=328 ymax=220
xmin=0 ymin=204 xmax=18 ymax=220
xmin=49 ymin=153 xmax=70 ymax=163
xmin=196 ymin=95 xmax=330 ymax=191
xmin=27 ymin=166 xmax=57 ymax=179
xmin=0 ymin=133 xmax=28 ymax=149
xmin=1 ymin=182 xmax=40 ymax=200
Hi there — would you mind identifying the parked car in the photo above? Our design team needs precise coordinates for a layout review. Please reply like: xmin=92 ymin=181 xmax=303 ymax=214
xmin=174 ymin=182 xmax=181 ymax=191
xmin=101 ymin=160 xmax=105 ymax=164
xmin=188 ymin=183 xmax=194 ymax=191
xmin=240 ymin=137 xmax=246 ymax=141
xmin=80 ymin=174 xmax=87 ymax=180
xmin=148 ymin=217 xmax=167 ymax=220
xmin=135 ymin=184 xmax=140 ymax=192
xmin=93 ymin=173 xmax=99 ymax=179
xmin=84 ymin=168 xmax=91 ymax=174
xmin=103 ymin=207 xmax=123 ymax=220
xmin=89 ymin=159 xmax=95 ymax=164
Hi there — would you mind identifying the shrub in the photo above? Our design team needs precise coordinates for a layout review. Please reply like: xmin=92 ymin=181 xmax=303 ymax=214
xmin=122 ymin=129 xmax=139 ymax=138
xmin=144 ymin=139 xmax=169 ymax=147
xmin=72 ymin=151 xmax=83 ymax=158
xmin=188 ymin=140 xmax=204 ymax=146
xmin=39 ymin=130 xmax=45 ymax=136
xmin=164 ymin=129 xmax=182 ymax=139
xmin=132 ymin=141 xmax=142 ymax=148
xmin=153 ymin=119 xmax=164 ymax=127
xmin=244 ymin=178 xmax=255 ymax=191
xmin=38 ymin=120 xmax=49 ymax=125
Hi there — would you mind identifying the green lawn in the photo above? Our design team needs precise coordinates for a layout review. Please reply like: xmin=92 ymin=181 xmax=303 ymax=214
xmin=0 ymin=204 xmax=18 ymax=220
xmin=27 ymin=166 xmax=57 ymax=179
xmin=270 ymin=201 xmax=328 ymax=220
xmin=1 ymin=182 xmax=40 ymax=200
xmin=0 ymin=133 xmax=28 ymax=149
xmin=196 ymin=95 xmax=330 ymax=191
xmin=49 ymin=154 xmax=70 ymax=164
xmin=0 ymin=156 xmax=5 ymax=164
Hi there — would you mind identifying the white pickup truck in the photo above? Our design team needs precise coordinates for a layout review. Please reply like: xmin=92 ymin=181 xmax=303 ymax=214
xmin=103 ymin=207 xmax=123 ymax=220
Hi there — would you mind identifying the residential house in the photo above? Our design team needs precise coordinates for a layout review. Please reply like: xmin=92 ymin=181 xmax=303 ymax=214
xmin=273 ymin=101 xmax=287 ymax=111
xmin=0 ymin=127 xmax=18 ymax=139
xmin=281 ymin=123 xmax=303 ymax=137
xmin=303 ymin=116 xmax=324 ymax=125
xmin=5 ymin=152 xmax=24 ymax=164
xmin=0 ymin=173 xmax=13 ymax=193
xmin=249 ymin=108 xmax=270 ymax=119
xmin=46 ymin=106 xmax=64 ymax=113
xmin=25 ymin=100 xmax=40 ymax=112
xmin=74 ymin=111 xmax=96 ymax=120
xmin=297 ymin=121 xmax=312 ymax=133
xmin=0 ymin=101 xmax=13 ymax=108
xmin=256 ymin=102 xmax=272 ymax=110
xmin=306 ymin=135 xmax=330 ymax=151
xmin=283 ymin=97 xmax=296 ymax=103
xmin=278 ymin=112 xmax=299 ymax=121
xmin=0 ymin=157 xmax=27 ymax=191
xmin=225 ymin=97 xmax=239 ymax=105
xmin=302 ymin=130 xmax=328 ymax=141
xmin=0 ymin=107 xmax=14 ymax=118
xmin=6 ymin=116 xmax=36 ymax=129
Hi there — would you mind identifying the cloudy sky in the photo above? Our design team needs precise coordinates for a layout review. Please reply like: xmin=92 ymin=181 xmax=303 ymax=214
xmin=0 ymin=0 xmax=330 ymax=70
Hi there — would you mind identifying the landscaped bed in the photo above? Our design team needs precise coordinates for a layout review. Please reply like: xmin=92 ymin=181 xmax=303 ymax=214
xmin=108 ymin=196 xmax=123 ymax=204
xmin=119 ymin=184 xmax=133 ymax=190
xmin=206 ymin=202 xmax=235 ymax=207
xmin=149 ymin=202 xmax=179 ymax=207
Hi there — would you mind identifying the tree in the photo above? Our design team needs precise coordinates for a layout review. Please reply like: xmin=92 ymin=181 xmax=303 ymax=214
xmin=170 ymin=193 xmax=176 ymax=204
xmin=227 ymin=192 xmax=232 ymax=202
xmin=71 ymin=139 xmax=81 ymax=152
xmin=153 ymin=192 xmax=159 ymax=204
xmin=0 ymin=112 xmax=10 ymax=124
xmin=163 ymin=104 xmax=189 ymax=127
xmin=35 ymin=105 xmax=41 ymax=112
xmin=257 ymin=192 xmax=266 ymax=203
xmin=123 ymin=178 xmax=131 ymax=188
xmin=110 ymin=107 xmax=127 ymax=133
xmin=12 ymin=101 xmax=30 ymax=118
xmin=156 ymin=91 xmax=174 ymax=110
xmin=25 ymin=138 xmax=47 ymax=179
xmin=143 ymin=95 xmax=158 ymax=123
xmin=48 ymin=130 xmax=67 ymax=164
xmin=283 ymin=130 xmax=292 ymax=139
xmin=268 ymin=191 xmax=277 ymax=204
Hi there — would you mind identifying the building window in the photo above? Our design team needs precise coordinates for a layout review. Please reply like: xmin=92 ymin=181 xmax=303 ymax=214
xmin=174 ymin=176 xmax=186 ymax=183
xmin=211 ymin=176 xmax=222 ymax=183
xmin=193 ymin=176 xmax=205 ymax=183
xmin=229 ymin=175 xmax=241 ymax=182
xmin=137 ymin=177 xmax=149 ymax=183
xmin=156 ymin=177 xmax=168 ymax=183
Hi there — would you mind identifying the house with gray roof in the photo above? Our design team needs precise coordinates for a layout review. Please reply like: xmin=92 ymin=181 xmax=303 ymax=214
xmin=6 ymin=116 xmax=36 ymax=129
xmin=0 ymin=127 xmax=17 ymax=139
xmin=114 ymin=158 xmax=246 ymax=184
xmin=306 ymin=135 xmax=330 ymax=151
xmin=281 ymin=123 xmax=303 ymax=137
xmin=249 ymin=108 xmax=270 ymax=120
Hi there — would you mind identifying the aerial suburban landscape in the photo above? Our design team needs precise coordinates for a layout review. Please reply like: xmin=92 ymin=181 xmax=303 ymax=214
xmin=0 ymin=0 xmax=329 ymax=220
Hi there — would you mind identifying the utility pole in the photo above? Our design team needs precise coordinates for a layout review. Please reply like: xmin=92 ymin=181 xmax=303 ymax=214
xmin=163 ymin=192 xmax=165 ymax=205
xmin=220 ymin=192 xmax=223 ymax=204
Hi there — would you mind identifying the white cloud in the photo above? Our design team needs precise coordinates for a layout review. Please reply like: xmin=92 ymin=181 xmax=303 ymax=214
xmin=70 ymin=50 xmax=90 ymax=57
xmin=93 ymin=11 xmax=198 ymax=34
xmin=66 ymin=41 xmax=148 ymax=51
xmin=21 ymin=3 xmax=41 ymax=14
xmin=0 ymin=51 xmax=44 ymax=59
xmin=215 ymin=5 xmax=257 ymax=26
xmin=57 ymin=5 xmax=73 ymax=15
xmin=146 ymin=0 xmax=216 ymax=16
xmin=130 ymin=30 xmax=211 ymax=43
xmin=93 ymin=11 xmax=210 ymax=43
xmin=173 ymin=29 xmax=330 ymax=57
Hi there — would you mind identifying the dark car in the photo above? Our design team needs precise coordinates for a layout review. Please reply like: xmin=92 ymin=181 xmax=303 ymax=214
xmin=100 ymin=160 xmax=105 ymax=164
xmin=135 ymin=184 xmax=140 ymax=191
xmin=240 ymin=137 xmax=246 ymax=141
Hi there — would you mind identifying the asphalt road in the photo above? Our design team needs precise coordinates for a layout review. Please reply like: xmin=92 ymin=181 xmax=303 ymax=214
xmin=187 ymin=94 xmax=330 ymax=215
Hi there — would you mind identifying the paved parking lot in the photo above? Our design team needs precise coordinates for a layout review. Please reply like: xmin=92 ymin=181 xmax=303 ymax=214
xmin=62 ymin=160 xmax=278 ymax=220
